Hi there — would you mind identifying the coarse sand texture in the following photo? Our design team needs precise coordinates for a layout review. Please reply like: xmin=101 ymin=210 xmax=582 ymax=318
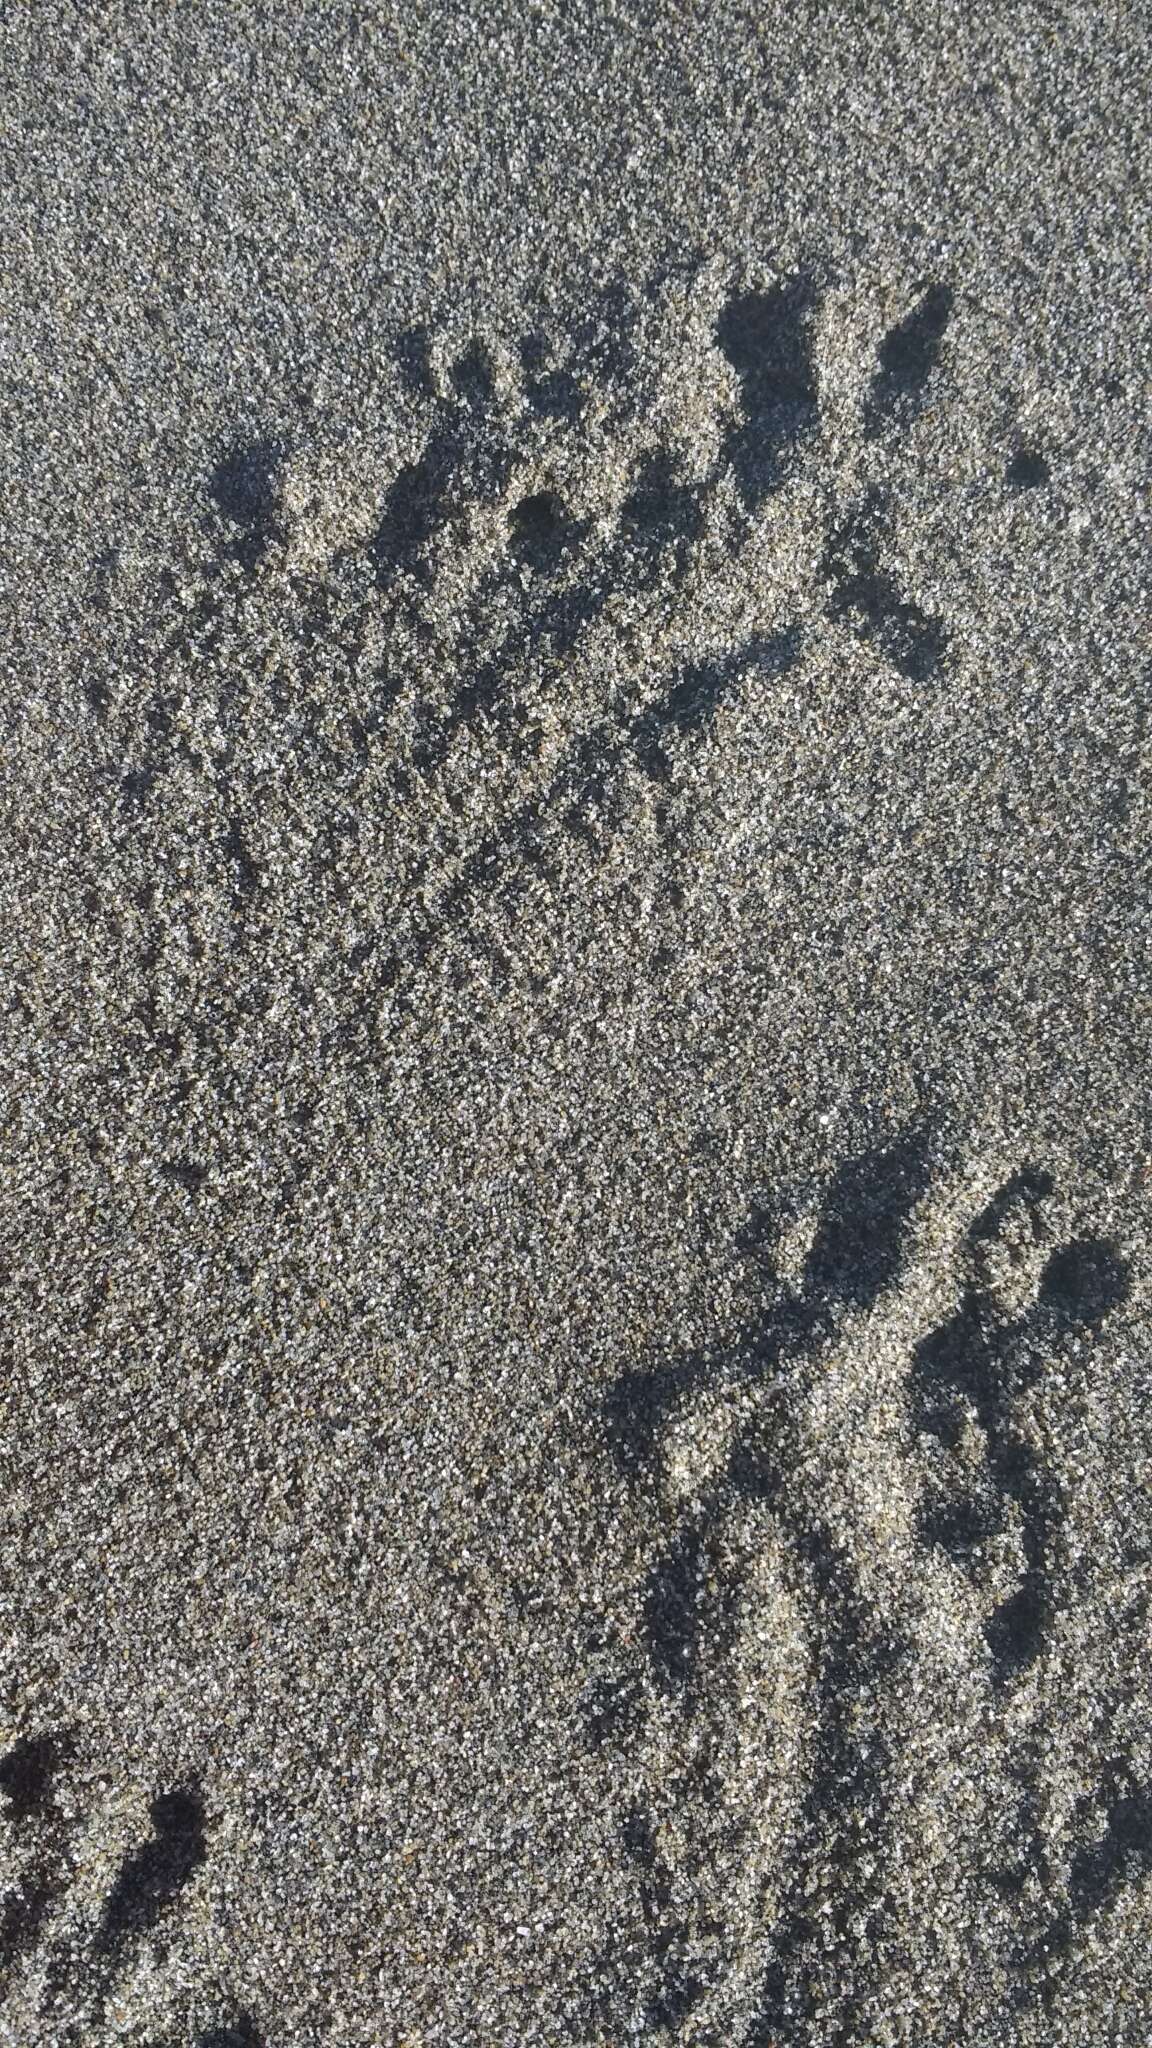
xmin=0 ymin=4 xmax=1150 ymax=2044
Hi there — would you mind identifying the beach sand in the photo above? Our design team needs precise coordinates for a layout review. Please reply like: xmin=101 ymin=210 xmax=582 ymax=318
xmin=0 ymin=5 xmax=1150 ymax=2042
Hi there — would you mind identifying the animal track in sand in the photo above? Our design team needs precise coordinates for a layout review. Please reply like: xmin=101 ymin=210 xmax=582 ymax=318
xmin=82 ymin=267 xmax=985 ymax=1074
xmin=0 ymin=1738 xmax=258 ymax=2045
xmin=591 ymin=1145 xmax=1138 ymax=2044
xmin=910 ymin=1171 xmax=1132 ymax=1685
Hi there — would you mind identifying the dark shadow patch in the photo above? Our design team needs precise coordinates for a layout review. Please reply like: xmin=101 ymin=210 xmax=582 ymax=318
xmin=581 ymin=1673 xmax=647 ymax=1751
xmin=627 ymin=720 xmax=672 ymax=782
xmin=527 ymin=366 xmax=584 ymax=421
xmin=920 ymin=1487 xmax=1002 ymax=1561
xmin=0 ymin=1869 xmax=55 ymax=1979
xmin=160 ymin=1158 xmax=207 ymax=1197
xmin=528 ymin=576 xmax=607 ymax=663
xmin=967 ymin=1168 xmax=1054 ymax=1257
xmin=911 ymin=1169 xmax=1060 ymax=1421
xmin=864 ymin=282 xmax=954 ymax=437
xmin=651 ymin=628 xmax=801 ymax=737
xmin=507 ymin=490 xmax=585 ymax=573
xmin=601 ymin=1360 xmax=702 ymax=1479
xmin=121 ymin=763 xmax=159 ymax=808
xmin=735 ymin=1201 xmax=782 ymax=1265
xmin=0 ymin=1734 xmax=74 ymax=1988
xmin=717 ymin=279 xmax=820 ymax=508
xmin=1038 ymin=1239 xmax=1131 ymax=1329
xmin=802 ymin=1131 xmax=932 ymax=1314
xmin=1069 ymin=1767 xmax=1152 ymax=1920
xmin=568 ymin=280 xmax=641 ymax=395
xmin=408 ymin=536 xmax=602 ymax=775
xmin=617 ymin=450 xmax=706 ymax=588
xmin=908 ymin=1172 xmax=1096 ymax=1690
xmin=393 ymin=323 xmax=436 ymax=397
xmin=461 ymin=447 xmax=707 ymax=732
xmin=618 ymin=1805 xmax=707 ymax=2028
xmin=1006 ymin=446 xmax=1050 ymax=490
xmin=94 ymin=1785 xmax=208 ymax=1960
xmin=563 ymin=732 xmax=627 ymax=840
xmin=450 ymin=341 xmax=497 ymax=408
xmin=911 ymin=1300 xmax=1001 ymax=1432
xmin=196 ymin=2020 xmax=265 ymax=2048
xmin=985 ymin=1578 xmax=1047 ymax=1679
xmin=0 ymin=1732 xmax=71 ymax=1824
xmin=83 ymin=670 xmax=112 ymax=718
xmin=373 ymin=400 xmax=516 ymax=589
xmin=726 ymin=1396 xmax=790 ymax=1503
xmin=645 ymin=1956 xmax=707 ymax=2030
xmin=604 ymin=1136 xmax=938 ymax=2039
xmin=222 ymin=817 xmax=260 ymax=898
xmin=207 ymin=441 xmax=283 ymax=570
xmin=519 ymin=333 xmax=585 ymax=422
xmin=658 ymin=660 xmax=727 ymax=737
xmin=642 ymin=1517 xmax=724 ymax=1696
xmin=824 ymin=490 xmax=947 ymax=681
xmin=517 ymin=330 xmax=548 ymax=375
xmin=371 ymin=431 xmax=461 ymax=588
xmin=621 ymin=1805 xmax=661 ymax=1875
xmin=752 ymin=1289 xmax=847 ymax=1374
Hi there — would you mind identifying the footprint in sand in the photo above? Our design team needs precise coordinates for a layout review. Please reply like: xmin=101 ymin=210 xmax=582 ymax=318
xmin=0 ymin=1733 xmax=258 ymax=2045
xmin=84 ymin=265 xmax=978 ymax=1063
xmin=590 ymin=1140 xmax=1136 ymax=2044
